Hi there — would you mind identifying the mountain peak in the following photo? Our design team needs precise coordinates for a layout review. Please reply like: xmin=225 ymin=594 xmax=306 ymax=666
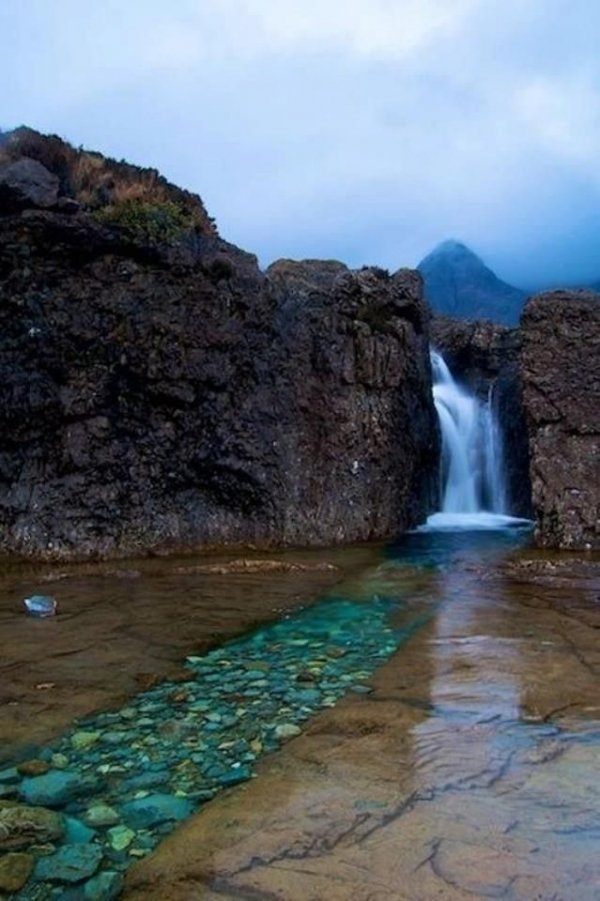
xmin=418 ymin=240 xmax=525 ymax=325
xmin=428 ymin=239 xmax=473 ymax=256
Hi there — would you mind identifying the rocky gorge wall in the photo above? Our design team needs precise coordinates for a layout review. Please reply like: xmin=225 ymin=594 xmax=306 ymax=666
xmin=520 ymin=291 xmax=600 ymax=549
xmin=0 ymin=130 xmax=438 ymax=560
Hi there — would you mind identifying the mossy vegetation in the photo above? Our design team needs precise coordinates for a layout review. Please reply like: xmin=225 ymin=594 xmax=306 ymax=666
xmin=0 ymin=127 xmax=217 ymax=239
xmin=92 ymin=198 xmax=194 ymax=244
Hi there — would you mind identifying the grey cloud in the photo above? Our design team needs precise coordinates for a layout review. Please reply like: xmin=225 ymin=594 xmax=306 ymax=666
xmin=1 ymin=0 xmax=599 ymax=287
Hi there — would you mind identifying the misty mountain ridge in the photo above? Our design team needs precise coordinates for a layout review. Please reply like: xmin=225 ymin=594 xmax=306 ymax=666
xmin=417 ymin=240 xmax=527 ymax=326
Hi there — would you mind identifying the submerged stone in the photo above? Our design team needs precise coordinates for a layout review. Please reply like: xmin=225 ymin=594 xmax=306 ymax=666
xmin=17 ymin=758 xmax=51 ymax=777
xmin=83 ymin=804 xmax=120 ymax=828
xmin=0 ymin=804 xmax=64 ymax=851
xmin=101 ymin=731 xmax=128 ymax=745
xmin=121 ymin=771 xmax=170 ymax=791
xmin=107 ymin=825 xmax=135 ymax=851
xmin=0 ymin=766 xmax=20 ymax=784
xmin=218 ymin=766 xmax=252 ymax=786
xmin=120 ymin=794 xmax=194 ymax=828
xmin=294 ymin=689 xmax=321 ymax=703
xmin=51 ymin=753 xmax=70 ymax=770
xmin=71 ymin=731 xmax=101 ymax=751
xmin=0 ymin=851 xmax=34 ymax=893
xmin=274 ymin=723 xmax=302 ymax=739
xmin=34 ymin=842 xmax=103 ymax=883
xmin=20 ymin=771 xmax=103 ymax=808
xmin=64 ymin=815 xmax=96 ymax=843
xmin=83 ymin=870 xmax=124 ymax=900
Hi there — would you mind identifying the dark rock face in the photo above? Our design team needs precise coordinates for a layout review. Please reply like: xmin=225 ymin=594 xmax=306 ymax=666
xmin=0 ymin=131 xmax=438 ymax=560
xmin=268 ymin=261 xmax=439 ymax=544
xmin=0 ymin=209 xmax=278 ymax=559
xmin=419 ymin=240 xmax=526 ymax=326
xmin=0 ymin=158 xmax=59 ymax=211
xmin=521 ymin=291 xmax=600 ymax=548
xmin=431 ymin=316 xmax=532 ymax=517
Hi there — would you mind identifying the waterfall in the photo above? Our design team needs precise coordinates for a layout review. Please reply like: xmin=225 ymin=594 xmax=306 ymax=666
xmin=427 ymin=349 xmax=514 ymax=529
xmin=481 ymin=383 xmax=506 ymax=513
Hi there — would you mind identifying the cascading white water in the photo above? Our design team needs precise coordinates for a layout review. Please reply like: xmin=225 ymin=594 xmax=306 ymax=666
xmin=481 ymin=383 xmax=506 ymax=514
xmin=427 ymin=349 xmax=513 ymax=529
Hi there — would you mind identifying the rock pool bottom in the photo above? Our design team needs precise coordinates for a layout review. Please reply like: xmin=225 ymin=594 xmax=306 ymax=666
xmin=0 ymin=549 xmax=449 ymax=899
xmin=124 ymin=533 xmax=600 ymax=901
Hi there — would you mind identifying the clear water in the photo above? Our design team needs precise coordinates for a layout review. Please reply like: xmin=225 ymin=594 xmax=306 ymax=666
xmin=2 ymin=524 xmax=533 ymax=899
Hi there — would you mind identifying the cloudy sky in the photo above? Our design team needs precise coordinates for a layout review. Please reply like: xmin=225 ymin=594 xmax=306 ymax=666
xmin=1 ymin=0 xmax=599 ymax=287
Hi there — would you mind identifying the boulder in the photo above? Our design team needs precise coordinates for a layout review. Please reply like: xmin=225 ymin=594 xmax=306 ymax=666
xmin=0 ymin=157 xmax=59 ymax=211
xmin=521 ymin=290 xmax=600 ymax=548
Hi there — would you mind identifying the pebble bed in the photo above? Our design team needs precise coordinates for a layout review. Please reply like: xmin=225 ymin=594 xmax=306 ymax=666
xmin=1 ymin=593 xmax=426 ymax=899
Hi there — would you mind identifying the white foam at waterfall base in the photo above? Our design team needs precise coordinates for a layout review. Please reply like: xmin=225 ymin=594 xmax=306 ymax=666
xmin=423 ymin=511 xmax=530 ymax=531
xmin=423 ymin=350 xmax=531 ymax=532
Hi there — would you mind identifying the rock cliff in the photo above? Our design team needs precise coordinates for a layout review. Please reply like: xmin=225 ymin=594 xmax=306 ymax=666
xmin=0 ymin=130 xmax=438 ymax=559
xmin=521 ymin=291 xmax=600 ymax=548
xmin=268 ymin=260 xmax=439 ymax=544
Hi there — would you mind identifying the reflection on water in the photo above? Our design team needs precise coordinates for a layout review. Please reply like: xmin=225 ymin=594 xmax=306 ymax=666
xmin=126 ymin=524 xmax=600 ymax=900
xmin=3 ymin=523 xmax=600 ymax=901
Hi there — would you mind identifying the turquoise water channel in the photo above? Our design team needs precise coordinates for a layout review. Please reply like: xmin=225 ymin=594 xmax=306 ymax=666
xmin=1 ymin=524 xmax=531 ymax=899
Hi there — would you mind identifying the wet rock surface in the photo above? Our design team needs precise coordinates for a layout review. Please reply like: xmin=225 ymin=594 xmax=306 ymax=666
xmin=521 ymin=290 xmax=600 ymax=548
xmin=0 ymin=129 xmax=437 ymax=561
